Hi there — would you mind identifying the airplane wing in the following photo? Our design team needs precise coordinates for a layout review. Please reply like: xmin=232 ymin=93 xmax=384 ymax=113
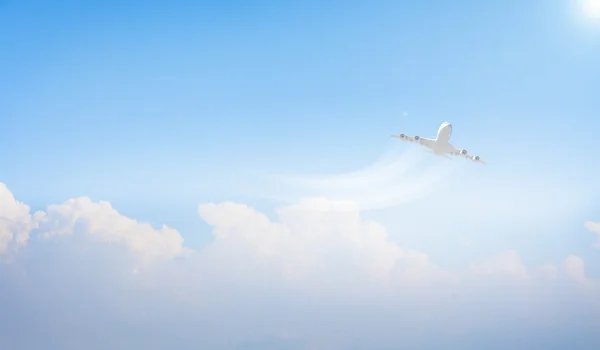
xmin=448 ymin=144 xmax=487 ymax=164
xmin=391 ymin=134 xmax=436 ymax=150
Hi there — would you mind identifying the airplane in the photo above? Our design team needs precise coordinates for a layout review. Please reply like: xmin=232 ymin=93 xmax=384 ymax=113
xmin=391 ymin=122 xmax=487 ymax=164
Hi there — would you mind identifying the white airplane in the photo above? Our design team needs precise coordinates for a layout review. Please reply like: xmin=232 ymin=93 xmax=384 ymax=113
xmin=391 ymin=122 xmax=486 ymax=164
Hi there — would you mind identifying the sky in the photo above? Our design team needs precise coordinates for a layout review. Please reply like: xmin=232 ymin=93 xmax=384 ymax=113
xmin=1 ymin=0 xmax=600 ymax=349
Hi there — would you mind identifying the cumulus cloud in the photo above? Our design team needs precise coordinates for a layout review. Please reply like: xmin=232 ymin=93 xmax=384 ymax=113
xmin=0 ymin=182 xmax=599 ymax=349
xmin=0 ymin=183 xmax=34 ymax=253
xmin=197 ymin=197 xmax=447 ymax=294
xmin=0 ymin=185 xmax=186 ymax=261
xmin=34 ymin=197 xmax=187 ymax=261
xmin=585 ymin=221 xmax=600 ymax=247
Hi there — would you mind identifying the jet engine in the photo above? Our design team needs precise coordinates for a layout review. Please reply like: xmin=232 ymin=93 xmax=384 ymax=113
xmin=459 ymin=149 xmax=468 ymax=156
xmin=399 ymin=133 xmax=405 ymax=139
xmin=473 ymin=155 xmax=480 ymax=161
xmin=414 ymin=136 xmax=420 ymax=141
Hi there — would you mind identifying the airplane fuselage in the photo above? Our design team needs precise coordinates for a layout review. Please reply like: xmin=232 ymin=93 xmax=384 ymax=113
xmin=431 ymin=122 xmax=455 ymax=155
xmin=392 ymin=121 xmax=484 ymax=163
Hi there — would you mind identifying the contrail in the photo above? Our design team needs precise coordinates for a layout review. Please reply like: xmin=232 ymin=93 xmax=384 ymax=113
xmin=256 ymin=143 xmax=463 ymax=211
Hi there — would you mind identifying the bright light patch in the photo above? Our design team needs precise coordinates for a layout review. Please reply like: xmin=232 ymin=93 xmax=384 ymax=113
xmin=582 ymin=0 xmax=600 ymax=19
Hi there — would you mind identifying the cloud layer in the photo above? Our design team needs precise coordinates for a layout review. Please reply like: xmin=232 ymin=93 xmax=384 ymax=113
xmin=0 ymin=182 xmax=599 ymax=349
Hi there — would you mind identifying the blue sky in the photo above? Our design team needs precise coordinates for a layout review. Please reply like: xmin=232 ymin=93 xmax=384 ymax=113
xmin=3 ymin=0 xmax=600 ymax=242
xmin=3 ymin=0 xmax=599 ymax=252
xmin=1 ymin=1 xmax=600 ymax=348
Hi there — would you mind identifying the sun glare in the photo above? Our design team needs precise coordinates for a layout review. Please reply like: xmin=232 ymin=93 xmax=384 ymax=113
xmin=582 ymin=0 xmax=600 ymax=19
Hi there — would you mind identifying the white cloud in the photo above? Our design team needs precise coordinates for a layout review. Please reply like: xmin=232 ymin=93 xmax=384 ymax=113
xmin=585 ymin=221 xmax=600 ymax=248
xmin=0 ymin=184 xmax=186 ymax=261
xmin=0 ymin=182 xmax=599 ymax=349
xmin=34 ymin=197 xmax=187 ymax=261
xmin=0 ymin=183 xmax=34 ymax=253
xmin=468 ymin=250 xmax=529 ymax=279
xmin=564 ymin=254 xmax=587 ymax=282
xmin=198 ymin=197 xmax=446 ymax=293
